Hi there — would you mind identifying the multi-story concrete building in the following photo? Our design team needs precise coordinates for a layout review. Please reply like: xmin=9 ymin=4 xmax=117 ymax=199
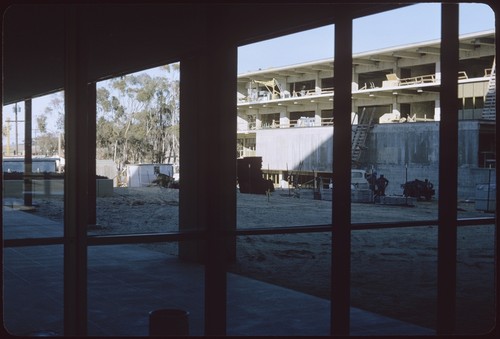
xmin=236 ymin=30 xmax=496 ymax=199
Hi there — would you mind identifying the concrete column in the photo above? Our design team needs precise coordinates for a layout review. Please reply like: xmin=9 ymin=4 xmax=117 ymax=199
xmin=63 ymin=6 xmax=89 ymax=335
xmin=434 ymin=98 xmax=441 ymax=121
xmin=314 ymin=103 xmax=321 ymax=126
xmin=435 ymin=60 xmax=442 ymax=81
xmin=392 ymin=102 xmax=401 ymax=118
xmin=280 ymin=108 xmax=288 ymax=127
xmin=434 ymin=61 xmax=442 ymax=121
xmin=179 ymin=20 xmax=237 ymax=334
xmin=255 ymin=110 xmax=262 ymax=129
xmin=351 ymin=68 xmax=359 ymax=91
xmin=351 ymin=69 xmax=358 ymax=118
xmin=315 ymin=71 xmax=321 ymax=94
xmin=393 ymin=64 xmax=400 ymax=78
xmin=282 ymin=77 xmax=289 ymax=97
xmin=179 ymin=20 xmax=237 ymax=265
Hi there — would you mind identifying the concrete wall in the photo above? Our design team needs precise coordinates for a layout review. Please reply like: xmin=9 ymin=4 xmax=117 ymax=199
xmin=256 ymin=126 xmax=333 ymax=172
xmin=370 ymin=163 xmax=496 ymax=200
xmin=254 ymin=120 xmax=494 ymax=200
xmin=3 ymin=179 xmax=113 ymax=198
xmin=365 ymin=121 xmax=441 ymax=166
xmin=3 ymin=159 xmax=58 ymax=173
xmin=96 ymin=159 xmax=119 ymax=187
xmin=365 ymin=121 xmax=482 ymax=167
xmin=363 ymin=121 xmax=495 ymax=199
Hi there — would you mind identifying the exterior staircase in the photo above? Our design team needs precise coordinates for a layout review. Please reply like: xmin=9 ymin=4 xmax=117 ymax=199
xmin=351 ymin=107 xmax=375 ymax=166
xmin=482 ymin=58 xmax=496 ymax=120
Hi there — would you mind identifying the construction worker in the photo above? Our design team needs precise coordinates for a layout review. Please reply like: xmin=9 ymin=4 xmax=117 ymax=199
xmin=376 ymin=174 xmax=389 ymax=196
xmin=366 ymin=171 xmax=377 ymax=194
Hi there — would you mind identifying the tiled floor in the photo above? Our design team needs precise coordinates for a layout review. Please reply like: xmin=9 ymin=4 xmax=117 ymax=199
xmin=2 ymin=207 xmax=435 ymax=336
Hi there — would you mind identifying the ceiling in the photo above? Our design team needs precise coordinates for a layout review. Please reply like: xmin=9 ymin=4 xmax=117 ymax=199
xmin=2 ymin=2 xmax=410 ymax=105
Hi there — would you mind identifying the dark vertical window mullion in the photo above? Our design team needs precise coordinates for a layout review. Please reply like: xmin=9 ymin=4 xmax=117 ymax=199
xmin=88 ymin=83 xmax=97 ymax=227
xmin=179 ymin=7 xmax=237 ymax=334
xmin=331 ymin=16 xmax=352 ymax=336
xmin=437 ymin=3 xmax=459 ymax=335
xmin=495 ymin=10 xmax=500 ymax=338
xmin=63 ymin=6 xmax=89 ymax=336
xmin=203 ymin=34 xmax=237 ymax=339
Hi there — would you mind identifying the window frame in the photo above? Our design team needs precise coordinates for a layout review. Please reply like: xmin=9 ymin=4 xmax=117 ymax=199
xmin=2 ymin=2 xmax=497 ymax=336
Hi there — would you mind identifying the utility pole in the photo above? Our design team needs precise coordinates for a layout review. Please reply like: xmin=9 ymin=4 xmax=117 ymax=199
xmin=13 ymin=103 xmax=24 ymax=156
xmin=5 ymin=118 xmax=11 ymax=155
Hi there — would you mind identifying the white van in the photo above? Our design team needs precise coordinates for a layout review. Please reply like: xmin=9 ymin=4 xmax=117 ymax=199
xmin=351 ymin=169 xmax=369 ymax=190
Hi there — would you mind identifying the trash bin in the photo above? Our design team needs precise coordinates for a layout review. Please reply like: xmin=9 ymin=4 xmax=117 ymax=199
xmin=149 ymin=309 xmax=189 ymax=336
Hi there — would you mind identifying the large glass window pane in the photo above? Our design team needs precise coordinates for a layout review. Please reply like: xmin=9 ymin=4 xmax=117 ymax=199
xmin=352 ymin=4 xmax=442 ymax=222
xmin=351 ymin=227 xmax=438 ymax=332
xmin=87 ymin=242 xmax=203 ymax=336
xmin=454 ymin=3 xmax=496 ymax=334
xmin=228 ymin=233 xmax=330 ymax=335
xmin=236 ymin=26 xmax=334 ymax=228
xmin=92 ymin=63 xmax=181 ymax=236
xmin=351 ymin=2 xmax=496 ymax=335
xmin=3 ymin=94 xmax=65 ymax=239
xmin=233 ymin=26 xmax=334 ymax=335
xmin=3 ymin=245 xmax=64 ymax=335
xmin=455 ymin=224 xmax=496 ymax=334
xmin=351 ymin=3 xmax=442 ymax=334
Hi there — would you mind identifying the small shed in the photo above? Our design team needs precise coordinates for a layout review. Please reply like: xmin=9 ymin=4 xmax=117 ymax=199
xmin=126 ymin=164 xmax=174 ymax=187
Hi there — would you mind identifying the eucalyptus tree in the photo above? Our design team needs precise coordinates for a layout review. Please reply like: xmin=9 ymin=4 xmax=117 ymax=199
xmin=96 ymin=64 xmax=180 ymax=170
xmin=35 ymin=92 xmax=64 ymax=157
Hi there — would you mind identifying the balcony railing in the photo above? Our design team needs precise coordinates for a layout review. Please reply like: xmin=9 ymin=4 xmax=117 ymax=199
xmin=238 ymin=87 xmax=335 ymax=104
xmin=237 ymin=117 xmax=334 ymax=132
xmin=238 ymin=68 xmax=493 ymax=105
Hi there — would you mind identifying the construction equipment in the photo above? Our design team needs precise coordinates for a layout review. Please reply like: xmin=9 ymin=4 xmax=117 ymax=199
xmin=237 ymin=156 xmax=274 ymax=195
xmin=482 ymin=57 xmax=496 ymax=120
xmin=253 ymin=78 xmax=285 ymax=100
xmin=401 ymin=179 xmax=435 ymax=201
xmin=351 ymin=107 xmax=375 ymax=166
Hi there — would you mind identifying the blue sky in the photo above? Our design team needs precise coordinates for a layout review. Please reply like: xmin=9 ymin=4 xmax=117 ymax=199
xmin=2 ymin=2 xmax=496 ymax=142
xmin=237 ymin=2 xmax=495 ymax=73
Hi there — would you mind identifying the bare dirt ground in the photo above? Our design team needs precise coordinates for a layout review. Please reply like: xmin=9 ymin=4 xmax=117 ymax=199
xmin=18 ymin=186 xmax=496 ymax=335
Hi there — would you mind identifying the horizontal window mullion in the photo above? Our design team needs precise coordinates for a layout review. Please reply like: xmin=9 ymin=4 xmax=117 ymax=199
xmin=87 ymin=230 xmax=207 ymax=246
xmin=4 ymin=237 xmax=65 ymax=247
xmin=4 ymin=216 xmax=492 ymax=248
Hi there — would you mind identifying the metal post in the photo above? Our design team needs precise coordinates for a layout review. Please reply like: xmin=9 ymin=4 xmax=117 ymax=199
xmin=64 ymin=6 xmax=89 ymax=336
xmin=405 ymin=163 xmax=408 ymax=206
xmin=179 ymin=9 xmax=237 ymax=334
xmin=14 ymin=103 xmax=19 ymax=155
xmin=24 ymin=99 xmax=33 ymax=207
xmin=331 ymin=15 xmax=352 ymax=336
xmin=486 ymin=165 xmax=492 ymax=212
xmin=437 ymin=3 xmax=459 ymax=335
xmin=88 ymin=83 xmax=97 ymax=226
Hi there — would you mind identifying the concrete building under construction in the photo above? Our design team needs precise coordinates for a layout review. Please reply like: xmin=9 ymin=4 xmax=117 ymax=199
xmin=236 ymin=30 xmax=496 ymax=199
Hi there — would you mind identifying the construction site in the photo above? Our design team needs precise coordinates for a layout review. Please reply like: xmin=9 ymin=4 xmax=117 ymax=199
xmin=2 ymin=3 xmax=498 ymax=336
xmin=236 ymin=30 xmax=496 ymax=203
